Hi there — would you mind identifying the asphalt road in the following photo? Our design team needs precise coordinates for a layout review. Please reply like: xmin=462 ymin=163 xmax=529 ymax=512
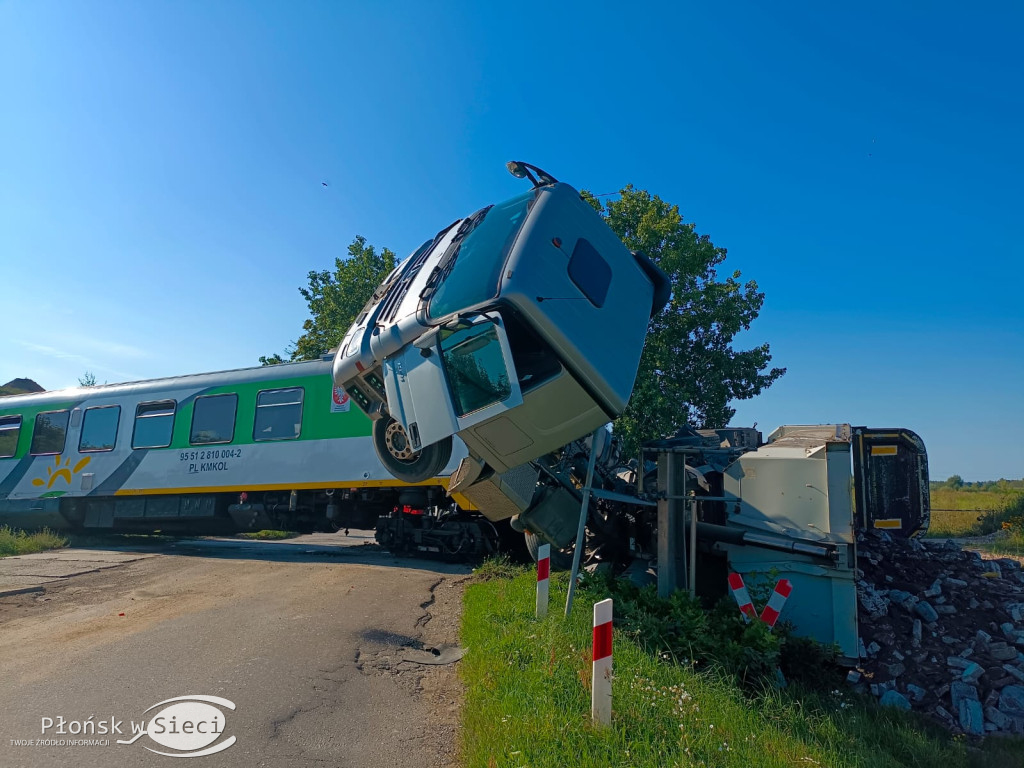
xmin=0 ymin=533 xmax=471 ymax=768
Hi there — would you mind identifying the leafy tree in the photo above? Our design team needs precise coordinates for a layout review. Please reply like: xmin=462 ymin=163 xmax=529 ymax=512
xmin=945 ymin=474 xmax=964 ymax=489
xmin=262 ymin=236 xmax=397 ymax=364
xmin=582 ymin=186 xmax=785 ymax=454
xmin=78 ymin=371 xmax=97 ymax=387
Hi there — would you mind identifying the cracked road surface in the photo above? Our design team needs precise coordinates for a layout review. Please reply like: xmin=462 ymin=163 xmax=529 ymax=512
xmin=0 ymin=533 xmax=470 ymax=767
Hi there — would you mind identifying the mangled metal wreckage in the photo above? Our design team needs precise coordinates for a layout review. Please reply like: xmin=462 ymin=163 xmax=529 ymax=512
xmin=332 ymin=163 xmax=930 ymax=660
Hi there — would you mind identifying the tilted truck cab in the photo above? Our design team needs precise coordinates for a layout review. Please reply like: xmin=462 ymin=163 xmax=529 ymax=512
xmin=332 ymin=164 xmax=669 ymax=485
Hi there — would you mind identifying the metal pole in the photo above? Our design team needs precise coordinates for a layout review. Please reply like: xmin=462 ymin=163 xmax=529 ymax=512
xmin=680 ymin=463 xmax=688 ymax=592
xmin=656 ymin=452 xmax=674 ymax=598
xmin=689 ymin=498 xmax=697 ymax=598
xmin=565 ymin=428 xmax=603 ymax=617
xmin=658 ymin=451 xmax=689 ymax=598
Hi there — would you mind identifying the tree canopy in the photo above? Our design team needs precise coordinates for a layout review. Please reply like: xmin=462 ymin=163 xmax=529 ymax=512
xmin=582 ymin=186 xmax=785 ymax=454
xmin=262 ymin=236 xmax=397 ymax=364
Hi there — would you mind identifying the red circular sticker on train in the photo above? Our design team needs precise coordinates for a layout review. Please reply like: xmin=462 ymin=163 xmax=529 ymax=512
xmin=331 ymin=387 xmax=351 ymax=412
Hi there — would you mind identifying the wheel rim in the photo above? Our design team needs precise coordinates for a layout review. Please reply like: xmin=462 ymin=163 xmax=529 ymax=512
xmin=384 ymin=420 xmax=417 ymax=462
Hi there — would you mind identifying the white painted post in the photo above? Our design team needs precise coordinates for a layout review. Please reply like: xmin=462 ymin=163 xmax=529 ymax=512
xmin=592 ymin=598 xmax=613 ymax=726
xmin=727 ymin=572 xmax=757 ymax=623
xmin=759 ymin=579 xmax=793 ymax=630
xmin=536 ymin=543 xmax=550 ymax=619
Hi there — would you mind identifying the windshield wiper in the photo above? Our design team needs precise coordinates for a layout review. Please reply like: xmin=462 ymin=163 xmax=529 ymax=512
xmin=419 ymin=206 xmax=493 ymax=305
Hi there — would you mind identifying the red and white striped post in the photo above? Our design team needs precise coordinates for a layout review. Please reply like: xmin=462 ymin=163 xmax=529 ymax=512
xmin=536 ymin=543 xmax=550 ymax=619
xmin=727 ymin=572 xmax=758 ymax=623
xmin=592 ymin=598 xmax=613 ymax=726
xmin=759 ymin=579 xmax=793 ymax=630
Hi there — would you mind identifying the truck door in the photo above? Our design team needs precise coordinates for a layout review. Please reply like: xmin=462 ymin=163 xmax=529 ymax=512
xmin=851 ymin=427 xmax=930 ymax=536
xmin=382 ymin=314 xmax=524 ymax=452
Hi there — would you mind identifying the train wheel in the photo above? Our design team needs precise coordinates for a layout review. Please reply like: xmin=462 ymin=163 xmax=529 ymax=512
xmin=372 ymin=417 xmax=453 ymax=483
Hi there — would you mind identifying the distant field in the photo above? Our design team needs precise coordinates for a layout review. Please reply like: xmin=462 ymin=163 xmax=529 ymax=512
xmin=930 ymin=488 xmax=1020 ymax=512
xmin=927 ymin=488 xmax=1024 ymax=538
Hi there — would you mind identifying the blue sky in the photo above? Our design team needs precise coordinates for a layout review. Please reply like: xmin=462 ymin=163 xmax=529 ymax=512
xmin=1 ymin=1 xmax=1021 ymax=480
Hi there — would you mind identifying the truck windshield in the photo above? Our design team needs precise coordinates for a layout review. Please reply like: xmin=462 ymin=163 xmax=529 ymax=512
xmin=428 ymin=190 xmax=534 ymax=319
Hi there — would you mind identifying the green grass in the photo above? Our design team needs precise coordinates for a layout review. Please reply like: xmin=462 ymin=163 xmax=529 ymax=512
xmin=460 ymin=567 xmax=1024 ymax=768
xmin=235 ymin=529 xmax=297 ymax=540
xmin=930 ymin=488 xmax=1021 ymax=513
xmin=987 ymin=531 xmax=1024 ymax=558
xmin=927 ymin=490 xmax=1024 ymax=538
xmin=928 ymin=493 xmax=1024 ymax=539
xmin=927 ymin=510 xmax=993 ymax=538
xmin=0 ymin=526 xmax=68 ymax=557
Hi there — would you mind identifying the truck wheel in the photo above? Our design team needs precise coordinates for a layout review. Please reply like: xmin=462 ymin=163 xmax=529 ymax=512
xmin=372 ymin=417 xmax=453 ymax=484
xmin=524 ymin=531 xmax=573 ymax=571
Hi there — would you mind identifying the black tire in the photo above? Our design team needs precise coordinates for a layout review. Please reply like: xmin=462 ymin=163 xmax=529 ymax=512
xmin=372 ymin=417 xmax=453 ymax=484
xmin=524 ymin=530 xmax=574 ymax=571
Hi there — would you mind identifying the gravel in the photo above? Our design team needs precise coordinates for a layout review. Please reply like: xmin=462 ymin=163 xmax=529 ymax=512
xmin=853 ymin=531 xmax=1024 ymax=736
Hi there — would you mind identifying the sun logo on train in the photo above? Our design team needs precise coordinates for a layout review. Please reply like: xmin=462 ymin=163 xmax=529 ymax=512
xmin=32 ymin=455 xmax=91 ymax=489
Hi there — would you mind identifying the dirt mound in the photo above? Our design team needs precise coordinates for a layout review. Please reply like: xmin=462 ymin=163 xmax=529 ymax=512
xmin=854 ymin=531 xmax=1024 ymax=736
xmin=0 ymin=378 xmax=43 ymax=395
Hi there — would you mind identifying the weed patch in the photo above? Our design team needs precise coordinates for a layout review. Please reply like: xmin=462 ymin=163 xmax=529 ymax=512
xmin=0 ymin=526 xmax=68 ymax=557
xmin=235 ymin=530 xmax=297 ymax=540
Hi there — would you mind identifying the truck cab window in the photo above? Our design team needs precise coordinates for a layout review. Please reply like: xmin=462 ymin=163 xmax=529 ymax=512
xmin=441 ymin=325 xmax=513 ymax=417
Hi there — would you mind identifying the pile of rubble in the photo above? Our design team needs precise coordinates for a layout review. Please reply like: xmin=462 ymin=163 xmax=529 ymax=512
xmin=853 ymin=531 xmax=1024 ymax=736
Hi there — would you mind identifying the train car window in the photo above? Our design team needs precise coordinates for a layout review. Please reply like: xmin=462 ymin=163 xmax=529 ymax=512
xmin=0 ymin=415 xmax=21 ymax=458
xmin=190 ymin=394 xmax=238 ymax=445
xmin=30 ymin=410 xmax=70 ymax=455
xmin=567 ymin=238 xmax=612 ymax=308
xmin=79 ymin=406 xmax=121 ymax=452
xmin=254 ymin=387 xmax=303 ymax=441
xmin=133 ymin=400 xmax=176 ymax=449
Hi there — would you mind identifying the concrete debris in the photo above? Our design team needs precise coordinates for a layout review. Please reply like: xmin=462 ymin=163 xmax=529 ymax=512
xmin=907 ymin=683 xmax=927 ymax=702
xmin=914 ymin=601 xmax=940 ymax=623
xmin=962 ymin=663 xmax=984 ymax=685
xmin=959 ymin=698 xmax=985 ymax=735
xmin=1001 ymin=685 xmax=1024 ymax=717
xmin=880 ymin=689 xmax=912 ymax=710
xmin=951 ymin=681 xmax=979 ymax=709
xmin=854 ymin=531 xmax=1024 ymax=737
xmin=1004 ymin=664 xmax=1024 ymax=684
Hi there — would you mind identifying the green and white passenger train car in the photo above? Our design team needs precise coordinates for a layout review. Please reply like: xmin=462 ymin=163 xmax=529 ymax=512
xmin=0 ymin=359 xmax=468 ymax=535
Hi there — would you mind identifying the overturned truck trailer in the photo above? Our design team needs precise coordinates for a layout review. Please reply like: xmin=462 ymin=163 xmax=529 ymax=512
xmin=652 ymin=424 xmax=929 ymax=661
xmin=332 ymin=162 xmax=930 ymax=658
